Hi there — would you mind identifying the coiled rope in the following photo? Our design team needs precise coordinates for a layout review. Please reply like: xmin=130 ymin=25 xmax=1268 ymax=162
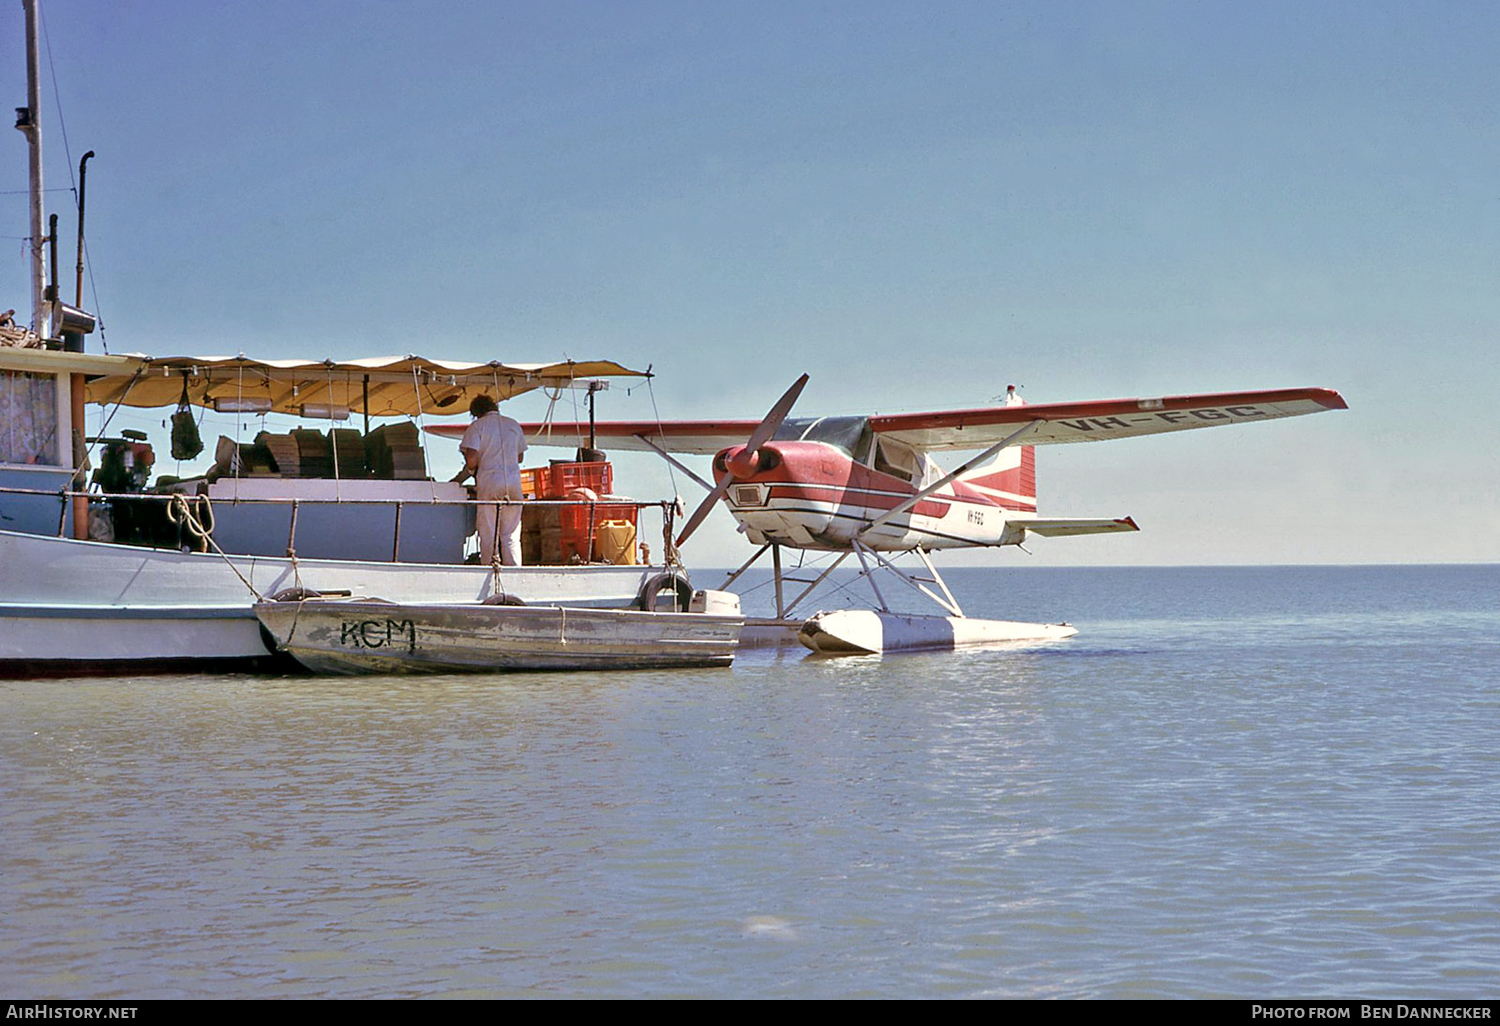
xmin=165 ymin=493 xmax=261 ymax=600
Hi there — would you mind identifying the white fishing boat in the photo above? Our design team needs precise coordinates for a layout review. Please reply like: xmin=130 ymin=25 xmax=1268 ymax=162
xmin=0 ymin=350 xmax=715 ymax=677
xmin=0 ymin=3 xmax=710 ymax=676
xmin=254 ymin=591 xmax=744 ymax=675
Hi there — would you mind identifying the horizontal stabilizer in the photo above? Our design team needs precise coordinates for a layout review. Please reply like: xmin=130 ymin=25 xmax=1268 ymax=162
xmin=1000 ymin=517 xmax=1139 ymax=544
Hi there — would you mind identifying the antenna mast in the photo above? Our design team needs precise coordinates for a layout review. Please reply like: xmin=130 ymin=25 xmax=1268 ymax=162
xmin=18 ymin=0 xmax=46 ymax=336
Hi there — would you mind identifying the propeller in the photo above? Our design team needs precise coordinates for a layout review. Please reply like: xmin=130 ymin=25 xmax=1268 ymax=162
xmin=673 ymin=373 xmax=809 ymax=548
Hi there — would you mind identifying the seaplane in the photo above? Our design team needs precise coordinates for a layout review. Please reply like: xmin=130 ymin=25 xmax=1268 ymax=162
xmin=432 ymin=378 xmax=1347 ymax=654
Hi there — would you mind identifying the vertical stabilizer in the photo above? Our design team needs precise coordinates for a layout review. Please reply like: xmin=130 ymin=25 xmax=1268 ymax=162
xmin=954 ymin=385 xmax=1037 ymax=512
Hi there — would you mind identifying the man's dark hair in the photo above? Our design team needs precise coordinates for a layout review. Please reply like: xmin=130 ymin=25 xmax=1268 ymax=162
xmin=469 ymin=395 xmax=498 ymax=418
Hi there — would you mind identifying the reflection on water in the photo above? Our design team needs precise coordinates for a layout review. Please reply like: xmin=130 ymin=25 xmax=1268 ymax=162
xmin=3 ymin=566 xmax=1498 ymax=997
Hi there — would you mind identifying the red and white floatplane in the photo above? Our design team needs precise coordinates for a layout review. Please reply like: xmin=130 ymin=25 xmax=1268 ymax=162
xmin=433 ymin=377 xmax=1347 ymax=655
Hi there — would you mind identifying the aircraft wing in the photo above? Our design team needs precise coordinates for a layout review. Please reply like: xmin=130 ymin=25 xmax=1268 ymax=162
xmin=424 ymin=387 xmax=1346 ymax=454
xmin=871 ymin=387 xmax=1347 ymax=450
xmin=425 ymin=419 xmax=761 ymax=455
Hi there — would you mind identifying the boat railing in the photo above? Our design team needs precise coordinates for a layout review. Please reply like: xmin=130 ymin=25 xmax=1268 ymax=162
xmin=0 ymin=483 xmax=680 ymax=565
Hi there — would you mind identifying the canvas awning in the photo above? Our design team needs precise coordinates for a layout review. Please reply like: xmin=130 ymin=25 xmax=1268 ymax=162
xmin=82 ymin=354 xmax=647 ymax=418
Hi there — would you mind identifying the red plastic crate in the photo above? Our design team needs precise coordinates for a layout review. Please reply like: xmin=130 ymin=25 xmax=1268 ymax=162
xmin=519 ymin=466 xmax=547 ymax=499
xmin=545 ymin=461 xmax=612 ymax=498
xmin=559 ymin=501 xmax=636 ymax=535
xmin=559 ymin=501 xmax=638 ymax=563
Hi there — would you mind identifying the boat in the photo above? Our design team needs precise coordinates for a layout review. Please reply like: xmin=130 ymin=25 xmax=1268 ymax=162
xmin=0 ymin=352 xmax=716 ymax=677
xmin=0 ymin=3 xmax=713 ymax=676
xmin=254 ymin=590 xmax=745 ymax=675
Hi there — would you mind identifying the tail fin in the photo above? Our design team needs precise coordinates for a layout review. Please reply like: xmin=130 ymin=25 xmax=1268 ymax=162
xmin=955 ymin=385 xmax=1036 ymax=512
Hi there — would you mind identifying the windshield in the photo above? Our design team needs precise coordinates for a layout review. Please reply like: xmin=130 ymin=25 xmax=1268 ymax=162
xmin=771 ymin=416 xmax=873 ymax=462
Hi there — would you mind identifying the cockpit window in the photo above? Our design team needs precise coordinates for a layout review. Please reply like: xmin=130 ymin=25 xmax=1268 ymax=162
xmin=772 ymin=416 xmax=874 ymax=463
xmin=874 ymin=437 xmax=919 ymax=483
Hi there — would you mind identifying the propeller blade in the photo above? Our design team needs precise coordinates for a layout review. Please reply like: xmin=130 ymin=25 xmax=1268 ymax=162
xmin=674 ymin=373 xmax=809 ymax=548
xmin=673 ymin=476 xmax=733 ymax=549
xmin=743 ymin=373 xmax=809 ymax=454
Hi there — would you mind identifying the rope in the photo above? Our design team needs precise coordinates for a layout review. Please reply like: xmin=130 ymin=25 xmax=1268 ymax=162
xmin=79 ymin=363 xmax=146 ymax=485
xmin=645 ymin=374 xmax=679 ymax=497
xmin=39 ymin=5 xmax=107 ymax=352
xmin=490 ymin=511 xmax=504 ymax=577
xmin=410 ymin=363 xmax=437 ymax=502
xmin=165 ymin=492 xmax=214 ymax=551
xmin=325 ymin=363 xmax=340 ymax=500
xmin=235 ymin=364 xmax=245 ymax=476
xmin=642 ymin=374 xmax=684 ymax=567
xmin=164 ymin=492 xmax=261 ymax=600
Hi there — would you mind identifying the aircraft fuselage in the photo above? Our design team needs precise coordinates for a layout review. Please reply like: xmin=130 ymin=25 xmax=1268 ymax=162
xmin=712 ymin=440 xmax=1033 ymax=552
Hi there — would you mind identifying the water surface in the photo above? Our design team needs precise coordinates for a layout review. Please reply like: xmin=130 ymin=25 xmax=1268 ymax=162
xmin=3 ymin=565 xmax=1497 ymax=998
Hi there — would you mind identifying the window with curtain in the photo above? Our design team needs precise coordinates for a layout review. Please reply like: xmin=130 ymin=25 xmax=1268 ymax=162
xmin=0 ymin=370 xmax=59 ymax=466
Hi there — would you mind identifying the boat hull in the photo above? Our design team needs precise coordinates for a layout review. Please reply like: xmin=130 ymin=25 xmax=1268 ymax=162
xmin=255 ymin=599 xmax=743 ymax=675
xmin=798 ymin=609 xmax=1077 ymax=655
xmin=0 ymin=529 xmax=669 ymax=676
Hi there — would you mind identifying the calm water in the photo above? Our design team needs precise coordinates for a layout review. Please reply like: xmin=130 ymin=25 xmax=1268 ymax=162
xmin=3 ymin=565 xmax=1497 ymax=999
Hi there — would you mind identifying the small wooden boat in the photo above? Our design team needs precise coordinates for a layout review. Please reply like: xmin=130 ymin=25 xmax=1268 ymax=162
xmin=254 ymin=592 xmax=744 ymax=675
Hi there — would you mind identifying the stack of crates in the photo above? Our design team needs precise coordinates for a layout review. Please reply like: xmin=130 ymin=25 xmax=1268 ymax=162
xmin=552 ymin=461 xmax=636 ymax=564
xmin=518 ymin=461 xmax=638 ymax=565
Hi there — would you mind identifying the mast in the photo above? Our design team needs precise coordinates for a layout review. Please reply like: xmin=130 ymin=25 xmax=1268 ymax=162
xmin=17 ymin=1 xmax=88 ymax=539
xmin=18 ymin=0 xmax=46 ymax=335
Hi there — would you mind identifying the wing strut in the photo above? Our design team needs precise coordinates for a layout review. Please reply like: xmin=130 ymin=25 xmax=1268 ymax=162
xmin=634 ymin=433 xmax=714 ymax=492
xmin=858 ymin=420 xmax=1040 ymax=539
xmin=848 ymin=540 xmax=966 ymax=617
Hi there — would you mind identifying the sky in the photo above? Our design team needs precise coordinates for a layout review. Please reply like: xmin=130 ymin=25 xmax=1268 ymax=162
xmin=5 ymin=0 xmax=1498 ymax=567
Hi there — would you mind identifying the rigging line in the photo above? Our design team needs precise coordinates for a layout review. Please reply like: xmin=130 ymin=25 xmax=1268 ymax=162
xmin=732 ymin=547 xmax=840 ymax=598
xmin=38 ymin=4 xmax=77 ymax=194
xmin=534 ymin=387 xmax=563 ymax=446
xmin=820 ymin=571 xmax=880 ymax=611
xmin=233 ymin=366 xmax=245 ymax=482
xmin=40 ymin=10 xmax=111 ymax=353
xmin=81 ymin=235 xmax=108 ymax=352
xmin=644 ymin=374 xmax=679 ymax=498
xmin=326 ymin=364 xmax=340 ymax=498
xmin=410 ymin=364 xmax=436 ymax=501
xmin=192 ymin=382 xmax=211 ymax=472
xmin=526 ymin=383 xmax=566 ymax=446
xmin=80 ymin=363 xmax=145 ymax=474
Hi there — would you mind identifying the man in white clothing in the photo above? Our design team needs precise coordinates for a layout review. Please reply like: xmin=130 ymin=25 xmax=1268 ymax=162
xmin=453 ymin=395 xmax=527 ymax=565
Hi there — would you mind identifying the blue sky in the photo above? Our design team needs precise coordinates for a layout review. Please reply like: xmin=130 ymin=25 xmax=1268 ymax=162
xmin=6 ymin=1 xmax=1498 ymax=565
